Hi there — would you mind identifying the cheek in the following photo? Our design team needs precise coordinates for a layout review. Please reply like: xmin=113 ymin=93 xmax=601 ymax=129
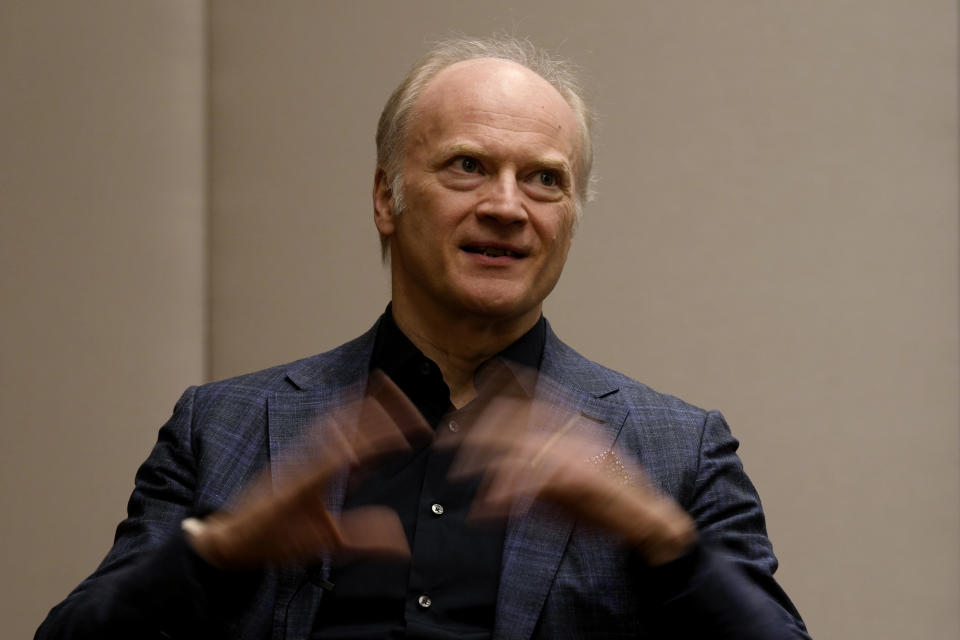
xmin=538 ymin=210 xmax=575 ymax=249
xmin=548 ymin=227 xmax=574 ymax=270
xmin=407 ymin=182 xmax=477 ymax=221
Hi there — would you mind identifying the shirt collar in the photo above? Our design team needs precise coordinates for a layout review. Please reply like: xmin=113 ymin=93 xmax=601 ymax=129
xmin=370 ymin=303 xmax=546 ymax=381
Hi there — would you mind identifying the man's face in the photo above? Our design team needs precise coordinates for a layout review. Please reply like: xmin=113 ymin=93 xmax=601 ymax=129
xmin=375 ymin=58 xmax=580 ymax=327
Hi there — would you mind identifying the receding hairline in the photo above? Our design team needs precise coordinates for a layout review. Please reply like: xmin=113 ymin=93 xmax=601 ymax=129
xmin=416 ymin=56 xmax=571 ymax=99
xmin=376 ymin=36 xmax=594 ymax=182
xmin=401 ymin=57 xmax=585 ymax=179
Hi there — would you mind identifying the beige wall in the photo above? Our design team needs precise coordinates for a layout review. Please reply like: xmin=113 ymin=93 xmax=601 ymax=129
xmin=0 ymin=2 xmax=207 ymax=638
xmin=3 ymin=2 xmax=957 ymax=639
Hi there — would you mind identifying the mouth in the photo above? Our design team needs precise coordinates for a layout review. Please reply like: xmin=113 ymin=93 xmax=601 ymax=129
xmin=462 ymin=244 xmax=526 ymax=259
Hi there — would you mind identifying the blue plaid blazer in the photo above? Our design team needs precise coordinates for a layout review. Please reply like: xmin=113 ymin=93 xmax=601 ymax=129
xmin=37 ymin=319 xmax=808 ymax=639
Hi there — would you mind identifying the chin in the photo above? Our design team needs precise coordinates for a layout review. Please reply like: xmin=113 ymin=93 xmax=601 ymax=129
xmin=455 ymin=291 xmax=537 ymax=322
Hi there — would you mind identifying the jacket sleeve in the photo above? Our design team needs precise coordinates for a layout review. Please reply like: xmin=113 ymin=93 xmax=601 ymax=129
xmin=34 ymin=387 xmax=261 ymax=640
xmin=637 ymin=410 xmax=811 ymax=639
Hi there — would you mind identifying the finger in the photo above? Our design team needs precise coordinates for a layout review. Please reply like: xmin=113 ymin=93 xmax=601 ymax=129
xmin=365 ymin=369 xmax=432 ymax=443
xmin=337 ymin=506 xmax=411 ymax=559
xmin=290 ymin=409 xmax=361 ymax=484
xmin=467 ymin=451 xmax=540 ymax=522
xmin=264 ymin=513 xmax=341 ymax=566
xmin=446 ymin=393 xmax=535 ymax=479
xmin=460 ymin=423 xmax=612 ymax=523
xmin=439 ymin=370 xmax=536 ymax=448
xmin=447 ymin=399 xmax=570 ymax=483
xmin=349 ymin=398 xmax=421 ymax=465
xmin=473 ymin=358 xmax=533 ymax=402
xmin=299 ymin=371 xmax=429 ymax=474
xmin=347 ymin=370 xmax=432 ymax=462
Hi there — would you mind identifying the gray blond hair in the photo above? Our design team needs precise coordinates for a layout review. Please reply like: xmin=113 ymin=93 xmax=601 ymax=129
xmin=375 ymin=35 xmax=595 ymax=258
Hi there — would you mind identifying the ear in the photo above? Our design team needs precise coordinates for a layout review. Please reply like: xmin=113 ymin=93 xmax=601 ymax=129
xmin=373 ymin=168 xmax=396 ymax=237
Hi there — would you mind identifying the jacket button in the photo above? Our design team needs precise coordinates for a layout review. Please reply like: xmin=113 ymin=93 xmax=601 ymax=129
xmin=418 ymin=594 xmax=432 ymax=608
xmin=431 ymin=503 xmax=444 ymax=516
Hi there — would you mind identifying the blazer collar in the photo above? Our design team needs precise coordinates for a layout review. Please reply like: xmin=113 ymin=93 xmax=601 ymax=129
xmin=283 ymin=320 xmax=381 ymax=391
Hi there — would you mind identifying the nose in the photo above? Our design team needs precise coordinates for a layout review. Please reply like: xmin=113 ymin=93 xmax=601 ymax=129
xmin=475 ymin=171 xmax=527 ymax=225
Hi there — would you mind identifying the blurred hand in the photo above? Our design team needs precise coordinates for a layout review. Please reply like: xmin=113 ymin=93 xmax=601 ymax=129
xmin=448 ymin=375 xmax=696 ymax=566
xmin=185 ymin=370 xmax=431 ymax=569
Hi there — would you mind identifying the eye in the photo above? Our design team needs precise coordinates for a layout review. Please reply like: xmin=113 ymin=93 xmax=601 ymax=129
xmin=537 ymin=171 xmax=559 ymax=188
xmin=456 ymin=156 xmax=480 ymax=173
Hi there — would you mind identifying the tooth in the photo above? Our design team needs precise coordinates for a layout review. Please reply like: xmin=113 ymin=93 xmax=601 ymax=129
xmin=477 ymin=247 xmax=514 ymax=257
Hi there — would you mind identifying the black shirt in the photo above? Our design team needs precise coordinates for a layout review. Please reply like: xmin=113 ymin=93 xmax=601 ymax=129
xmin=311 ymin=307 xmax=546 ymax=640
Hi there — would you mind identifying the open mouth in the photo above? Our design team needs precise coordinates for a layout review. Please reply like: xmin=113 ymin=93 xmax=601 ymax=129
xmin=463 ymin=245 xmax=523 ymax=258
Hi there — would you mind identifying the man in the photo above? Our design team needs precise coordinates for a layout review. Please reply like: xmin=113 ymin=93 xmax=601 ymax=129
xmin=37 ymin=36 xmax=810 ymax=639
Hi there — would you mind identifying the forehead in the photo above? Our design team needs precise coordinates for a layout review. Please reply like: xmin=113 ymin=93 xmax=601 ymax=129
xmin=409 ymin=58 xmax=580 ymax=161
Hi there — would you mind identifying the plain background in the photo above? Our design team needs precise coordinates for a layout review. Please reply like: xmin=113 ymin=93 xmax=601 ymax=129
xmin=2 ymin=2 xmax=957 ymax=638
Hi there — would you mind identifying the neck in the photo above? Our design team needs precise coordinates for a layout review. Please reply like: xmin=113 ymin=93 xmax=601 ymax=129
xmin=390 ymin=297 xmax=540 ymax=408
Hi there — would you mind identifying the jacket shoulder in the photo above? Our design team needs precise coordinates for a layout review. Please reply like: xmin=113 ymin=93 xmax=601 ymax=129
xmin=543 ymin=327 xmax=709 ymax=424
xmin=196 ymin=323 xmax=379 ymax=399
xmin=174 ymin=326 xmax=378 ymax=451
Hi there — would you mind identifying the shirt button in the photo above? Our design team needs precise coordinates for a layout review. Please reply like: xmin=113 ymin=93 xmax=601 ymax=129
xmin=448 ymin=420 xmax=459 ymax=433
xmin=431 ymin=503 xmax=444 ymax=516
xmin=419 ymin=361 xmax=432 ymax=375
xmin=418 ymin=594 xmax=432 ymax=609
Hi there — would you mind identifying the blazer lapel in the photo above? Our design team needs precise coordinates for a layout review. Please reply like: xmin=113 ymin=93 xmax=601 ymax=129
xmin=266 ymin=322 xmax=379 ymax=509
xmin=493 ymin=328 xmax=630 ymax=640
xmin=265 ymin=326 xmax=378 ymax=640
xmin=267 ymin=387 xmax=352 ymax=504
